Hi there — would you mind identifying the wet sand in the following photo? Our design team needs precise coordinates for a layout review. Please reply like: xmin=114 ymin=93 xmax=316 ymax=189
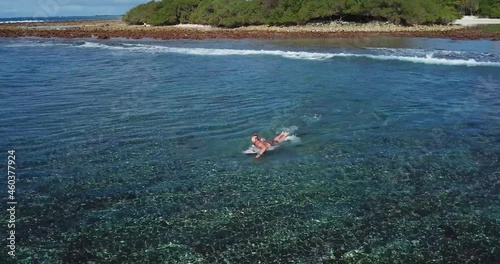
xmin=0 ymin=19 xmax=498 ymax=40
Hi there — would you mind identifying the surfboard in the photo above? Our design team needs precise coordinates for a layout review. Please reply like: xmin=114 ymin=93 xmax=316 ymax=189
xmin=242 ymin=135 xmax=298 ymax=155
xmin=242 ymin=145 xmax=278 ymax=155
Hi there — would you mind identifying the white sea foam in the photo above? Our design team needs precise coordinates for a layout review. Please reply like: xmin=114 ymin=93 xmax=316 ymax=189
xmin=368 ymin=47 xmax=430 ymax=54
xmin=377 ymin=54 xmax=499 ymax=66
xmin=0 ymin=20 xmax=45 ymax=23
xmin=332 ymin=53 xmax=500 ymax=66
xmin=9 ymin=41 xmax=500 ymax=67
xmin=125 ymin=44 xmax=337 ymax=60
xmin=85 ymin=42 xmax=500 ymax=66
xmin=367 ymin=47 xmax=496 ymax=58
xmin=80 ymin=42 xmax=108 ymax=48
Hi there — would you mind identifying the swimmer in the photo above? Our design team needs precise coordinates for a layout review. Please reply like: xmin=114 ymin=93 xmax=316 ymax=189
xmin=251 ymin=132 xmax=289 ymax=158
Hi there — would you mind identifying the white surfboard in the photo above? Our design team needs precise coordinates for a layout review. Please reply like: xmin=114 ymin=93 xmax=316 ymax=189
xmin=242 ymin=135 xmax=299 ymax=155
xmin=242 ymin=145 xmax=278 ymax=155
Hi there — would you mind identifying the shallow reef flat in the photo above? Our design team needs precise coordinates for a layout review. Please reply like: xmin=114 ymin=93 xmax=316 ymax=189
xmin=0 ymin=19 xmax=499 ymax=40
xmin=16 ymin=129 xmax=499 ymax=263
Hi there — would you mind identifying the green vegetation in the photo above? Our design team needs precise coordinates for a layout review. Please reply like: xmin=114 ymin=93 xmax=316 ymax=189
xmin=123 ymin=0 xmax=500 ymax=27
xmin=477 ymin=24 xmax=500 ymax=32
xmin=478 ymin=0 xmax=500 ymax=18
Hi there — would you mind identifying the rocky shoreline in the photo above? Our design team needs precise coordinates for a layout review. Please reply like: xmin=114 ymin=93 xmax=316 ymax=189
xmin=1 ymin=19 xmax=498 ymax=40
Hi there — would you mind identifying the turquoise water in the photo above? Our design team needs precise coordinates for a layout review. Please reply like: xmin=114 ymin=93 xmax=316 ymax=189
xmin=0 ymin=37 xmax=499 ymax=262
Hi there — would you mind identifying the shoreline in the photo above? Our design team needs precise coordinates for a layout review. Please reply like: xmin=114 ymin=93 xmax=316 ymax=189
xmin=0 ymin=19 xmax=499 ymax=41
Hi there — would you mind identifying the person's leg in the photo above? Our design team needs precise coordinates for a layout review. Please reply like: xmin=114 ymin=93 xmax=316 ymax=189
xmin=281 ymin=132 xmax=290 ymax=141
xmin=273 ymin=132 xmax=289 ymax=143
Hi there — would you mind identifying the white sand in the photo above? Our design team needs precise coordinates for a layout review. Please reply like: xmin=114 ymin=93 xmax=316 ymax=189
xmin=452 ymin=16 xmax=500 ymax=26
xmin=173 ymin=24 xmax=212 ymax=28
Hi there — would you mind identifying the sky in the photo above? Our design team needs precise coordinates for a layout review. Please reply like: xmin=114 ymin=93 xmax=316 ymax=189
xmin=0 ymin=0 xmax=149 ymax=18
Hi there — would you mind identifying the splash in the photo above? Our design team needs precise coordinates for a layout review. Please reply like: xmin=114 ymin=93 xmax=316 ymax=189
xmin=283 ymin=134 xmax=301 ymax=145
xmin=278 ymin=126 xmax=301 ymax=144
xmin=280 ymin=125 xmax=299 ymax=134
xmin=302 ymin=114 xmax=322 ymax=125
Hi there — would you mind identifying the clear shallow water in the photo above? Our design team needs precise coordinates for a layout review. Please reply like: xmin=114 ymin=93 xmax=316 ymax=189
xmin=0 ymin=37 xmax=499 ymax=262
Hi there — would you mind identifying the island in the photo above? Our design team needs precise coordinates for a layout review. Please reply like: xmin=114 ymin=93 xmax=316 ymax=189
xmin=1 ymin=0 xmax=499 ymax=40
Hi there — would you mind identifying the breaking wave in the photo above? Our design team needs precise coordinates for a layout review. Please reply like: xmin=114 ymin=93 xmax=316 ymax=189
xmin=7 ymin=40 xmax=500 ymax=67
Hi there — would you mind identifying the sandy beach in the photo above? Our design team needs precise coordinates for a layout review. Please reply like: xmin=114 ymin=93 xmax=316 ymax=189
xmin=452 ymin=16 xmax=500 ymax=26
xmin=0 ymin=19 xmax=498 ymax=40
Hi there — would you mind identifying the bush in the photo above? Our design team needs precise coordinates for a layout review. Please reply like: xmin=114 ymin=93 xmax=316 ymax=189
xmin=122 ymin=1 xmax=163 ymax=25
xmin=122 ymin=0 xmax=498 ymax=27
xmin=479 ymin=0 xmax=500 ymax=17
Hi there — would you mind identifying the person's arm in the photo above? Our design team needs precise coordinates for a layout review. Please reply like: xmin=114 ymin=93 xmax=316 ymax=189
xmin=255 ymin=146 xmax=268 ymax=158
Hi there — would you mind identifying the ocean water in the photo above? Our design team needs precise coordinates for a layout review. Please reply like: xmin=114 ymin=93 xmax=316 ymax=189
xmin=0 ymin=37 xmax=499 ymax=262
xmin=0 ymin=15 xmax=121 ymax=23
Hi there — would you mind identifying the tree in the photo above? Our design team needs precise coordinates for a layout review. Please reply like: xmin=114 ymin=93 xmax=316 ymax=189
xmin=478 ymin=0 xmax=500 ymax=17
xmin=122 ymin=0 xmax=491 ymax=27
xmin=263 ymin=0 xmax=279 ymax=11
xmin=122 ymin=1 xmax=163 ymax=25
xmin=459 ymin=0 xmax=480 ymax=15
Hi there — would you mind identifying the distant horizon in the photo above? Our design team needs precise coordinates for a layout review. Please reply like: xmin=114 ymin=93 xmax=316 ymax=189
xmin=0 ymin=0 xmax=146 ymax=19
xmin=0 ymin=14 xmax=123 ymax=19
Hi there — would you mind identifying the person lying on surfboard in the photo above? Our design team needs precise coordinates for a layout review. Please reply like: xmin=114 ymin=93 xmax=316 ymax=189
xmin=251 ymin=132 xmax=289 ymax=158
